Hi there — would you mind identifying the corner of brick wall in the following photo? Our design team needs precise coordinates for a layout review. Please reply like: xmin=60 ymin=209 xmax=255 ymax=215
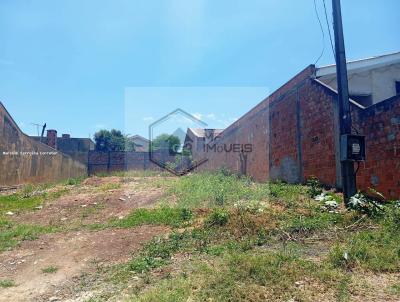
xmin=352 ymin=95 xmax=400 ymax=198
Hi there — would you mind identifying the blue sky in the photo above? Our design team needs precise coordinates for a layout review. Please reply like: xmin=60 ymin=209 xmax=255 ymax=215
xmin=0 ymin=0 xmax=399 ymax=138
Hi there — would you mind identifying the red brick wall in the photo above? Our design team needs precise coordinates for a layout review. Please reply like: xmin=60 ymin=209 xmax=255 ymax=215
xmin=199 ymin=65 xmax=316 ymax=182
xmin=198 ymin=66 xmax=400 ymax=199
xmin=87 ymin=151 xmax=173 ymax=175
xmin=46 ymin=129 xmax=57 ymax=149
xmin=269 ymin=91 xmax=299 ymax=182
xmin=300 ymin=81 xmax=338 ymax=186
xmin=352 ymin=95 xmax=400 ymax=199
xmin=200 ymin=106 xmax=270 ymax=181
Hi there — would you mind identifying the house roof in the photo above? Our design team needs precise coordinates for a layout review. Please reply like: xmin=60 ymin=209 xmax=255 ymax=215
xmin=313 ymin=79 xmax=366 ymax=109
xmin=188 ymin=128 xmax=224 ymax=138
xmin=129 ymin=135 xmax=150 ymax=142
xmin=316 ymin=51 xmax=400 ymax=77
xmin=30 ymin=136 xmax=94 ymax=144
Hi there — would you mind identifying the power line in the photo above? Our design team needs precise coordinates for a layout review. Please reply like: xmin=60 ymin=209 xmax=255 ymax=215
xmin=313 ymin=0 xmax=325 ymax=65
xmin=323 ymin=0 xmax=336 ymax=60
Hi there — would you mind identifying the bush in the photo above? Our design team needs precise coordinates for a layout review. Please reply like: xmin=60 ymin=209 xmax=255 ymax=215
xmin=306 ymin=177 xmax=323 ymax=198
xmin=180 ymin=208 xmax=193 ymax=221
xmin=206 ymin=209 xmax=229 ymax=227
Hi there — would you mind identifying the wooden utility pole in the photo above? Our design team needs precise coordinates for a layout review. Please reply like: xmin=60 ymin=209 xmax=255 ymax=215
xmin=332 ymin=0 xmax=356 ymax=205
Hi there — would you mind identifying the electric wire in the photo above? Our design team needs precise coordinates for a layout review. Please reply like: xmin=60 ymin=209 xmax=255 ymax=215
xmin=322 ymin=0 xmax=336 ymax=60
xmin=313 ymin=0 xmax=326 ymax=65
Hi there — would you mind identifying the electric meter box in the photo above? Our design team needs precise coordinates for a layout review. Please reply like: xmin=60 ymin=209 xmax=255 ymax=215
xmin=340 ymin=134 xmax=366 ymax=162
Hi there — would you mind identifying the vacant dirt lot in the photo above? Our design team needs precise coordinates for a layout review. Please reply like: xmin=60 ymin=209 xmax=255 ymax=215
xmin=0 ymin=175 xmax=170 ymax=302
xmin=1 ymin=173 xmax=399 ymax=302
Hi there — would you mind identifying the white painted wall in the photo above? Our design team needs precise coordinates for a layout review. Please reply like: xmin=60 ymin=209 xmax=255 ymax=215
xmin=318 ymin=63 xmax=400 ymax=105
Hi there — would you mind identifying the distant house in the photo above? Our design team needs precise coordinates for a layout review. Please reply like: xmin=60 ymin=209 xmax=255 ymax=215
xmin=184 ymin=128 xmax=224 ymax=159
xmin=31 ymin=131 xmax=94 ymax=164
xmin=129 ymin=135 xmax=150 ymax=152
xmin=317 ymin=51 xmax=400 ymax=106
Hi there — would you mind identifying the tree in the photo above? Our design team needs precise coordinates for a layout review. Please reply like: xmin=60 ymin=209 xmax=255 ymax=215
xmin=151 ymin=134 xmax=181 ymax=155
xmin=94 ymin=129 xmax=135 ymax=152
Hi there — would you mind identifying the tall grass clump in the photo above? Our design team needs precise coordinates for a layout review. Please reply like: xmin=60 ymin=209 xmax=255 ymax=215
xmin=169 ymin=171 xmax=270 ymax=208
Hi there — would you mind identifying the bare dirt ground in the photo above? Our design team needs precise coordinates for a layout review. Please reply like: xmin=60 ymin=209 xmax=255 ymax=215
xmin=0 ymin=176 xmax=169 ymax=302
xmin=13 ymin=177 xmax=164 ymax=227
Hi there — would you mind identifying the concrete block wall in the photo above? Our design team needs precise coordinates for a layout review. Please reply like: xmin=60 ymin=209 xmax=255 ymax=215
xmin=0 ymin=102 xmax=87 ymax=186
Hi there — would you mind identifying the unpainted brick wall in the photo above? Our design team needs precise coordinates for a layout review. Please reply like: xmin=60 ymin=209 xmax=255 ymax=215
xmin=87 ymin=151 xmax=173 ymax=175
xmin=300 ymin=81 xmax=338 ymax=186
xmin=198 ymin=67 xmax=400 ymax=198
xmin=199 ymin=66 xmax=316 ymax=182
xmin=352 ymin=95 xmax=400 ymax=198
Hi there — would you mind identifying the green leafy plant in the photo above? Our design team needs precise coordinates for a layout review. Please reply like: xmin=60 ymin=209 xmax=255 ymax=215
xmin=180 ymin=208 xmax=193 ymax=221
xmin=0 ymin=279 xmax=15 ymax=288
xmin=306 ymin=177 xmax=323 ymax=198
xmin=206 ymin=208 xmax=229 ymax=226
xmin=42 ymin=266 xmax=59 ymax=274
xmin=348 ymin=192 xmax=384 ymax=217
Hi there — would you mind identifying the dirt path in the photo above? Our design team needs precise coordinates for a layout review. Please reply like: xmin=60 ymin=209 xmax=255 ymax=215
xmin=0 ymin=226 xmax=168 ymax=302
xmin=0 ymin=176 xmax=170 ymax=302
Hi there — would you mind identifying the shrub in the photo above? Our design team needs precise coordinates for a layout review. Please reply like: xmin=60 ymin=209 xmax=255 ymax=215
xmin=180 ymin=208 xmax=193 ymax=221
xmin=306 ymin=177 xmax=323 ymax=198
xmin=206 ymin=209 xmax=229 ymax=227
xmin=0 ymin=279 xmax=15 ymax=288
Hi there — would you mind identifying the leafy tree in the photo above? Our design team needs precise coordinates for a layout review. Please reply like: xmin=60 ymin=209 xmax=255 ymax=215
xmin=94 ymin=129 xmax=135 ymax=152
xmin=151 ymin=134 xmax=181 ymax=154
